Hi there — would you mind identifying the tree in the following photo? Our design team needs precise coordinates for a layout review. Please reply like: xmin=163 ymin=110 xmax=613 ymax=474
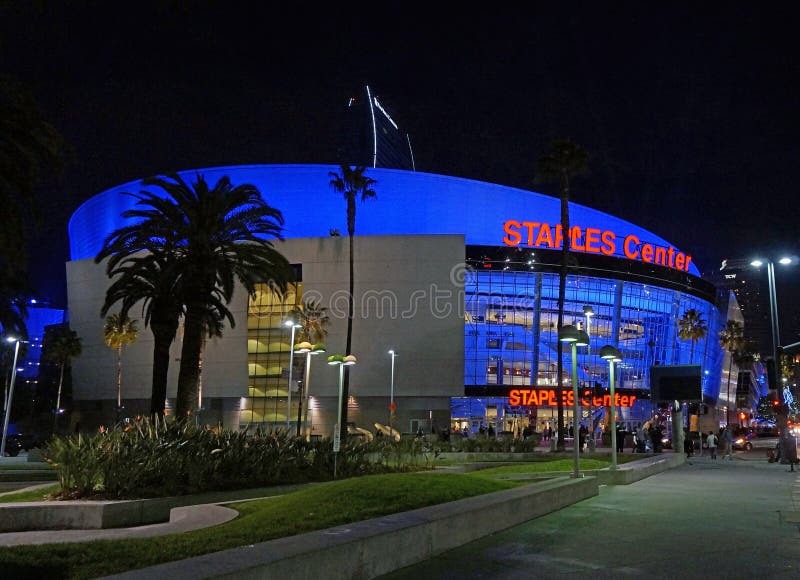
xmin=42 ymin=326 xmax=82 ymax=433
xmin=677 ymin=308 xmax=708 ymax=363
xmin=98 ymin=252 xmax=183 ymax=416
xmin=289 ymin=298 xmax=330 ymax=344
xmin=719 ymin=320 xmax=744 ymax=427
xmin=535 ymin=138 xmax=588 ymax=450
xmin=103 ymin=313 xmax=138 ymax=419
xmin=329 ymin=165 xmax=377 ymax=434
xmin=0 ymin=74 xmax=69 ymax=301
xmin=95 ymin=173 xmax=292 ymax=418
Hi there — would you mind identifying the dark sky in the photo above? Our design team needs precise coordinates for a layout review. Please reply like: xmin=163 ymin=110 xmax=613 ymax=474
xmin=3 ymin=1 xmax=799 ymax=329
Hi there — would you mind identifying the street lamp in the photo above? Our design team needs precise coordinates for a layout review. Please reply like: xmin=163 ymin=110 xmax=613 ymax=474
xmin=284 ymin=321 xmax=302 ymax=431
xmin=558 ymin=325 xmax=589 ymax=478
xmin=583 ymin=305 xmax=595 ymax=451
xmin=294 ymin=341 xmax=326 ymax=438
xmin=1 ymin=337 xmax=27 ymax=458
xmin=599 ymin=345 xmax=623 ymax=470
xmin=328 ymin=353 xmax=357 ymax=478
xmin=388 ymin=350 xmax=398 ymax=433
xmin=751 ymin=255 xmax=797 ymax=462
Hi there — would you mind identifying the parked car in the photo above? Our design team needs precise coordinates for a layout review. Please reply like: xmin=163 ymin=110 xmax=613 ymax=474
xmin=732 ymin=432 xmax=779 ymax=451
xmin=2 ymin=435 xmax=23 ymax=457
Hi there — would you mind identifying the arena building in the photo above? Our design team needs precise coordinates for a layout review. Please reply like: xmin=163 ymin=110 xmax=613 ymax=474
xmin=66 ymin=164 xmax=729 ymax=437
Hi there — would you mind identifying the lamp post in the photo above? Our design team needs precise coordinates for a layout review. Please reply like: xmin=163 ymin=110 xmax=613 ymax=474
xmin=599 ymin=345 xmax=623 ymax=470
xmin=1 ymin=337 xmax=27 ymax=458
xmin=388 ymin=350 xmax=398 ymax=433
xmin=294 ymin=341 xmax=326 ymax=437
xmin=284 ymin=321 xmax=301 ymax=431
xmin=583 ymin=305 xmax=595 ymax=451
xmin=751 ymin=256 xmax=797 ymax=464
xmin=328 ymin=353 xmax=356 ymax=478
xmin=558 ymin=325 xmax=589 ymax=478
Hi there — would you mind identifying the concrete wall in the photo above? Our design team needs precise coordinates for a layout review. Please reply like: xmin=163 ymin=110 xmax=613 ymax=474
xmin=66 ymin=234 xmax=464 ymax=432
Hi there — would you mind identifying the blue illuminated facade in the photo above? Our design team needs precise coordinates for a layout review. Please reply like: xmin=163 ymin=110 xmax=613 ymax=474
xmin=69 ymin=164 xmax=724 ymax=432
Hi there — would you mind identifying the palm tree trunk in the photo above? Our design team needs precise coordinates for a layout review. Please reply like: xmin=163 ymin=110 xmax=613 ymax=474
xmin=176 ymin=308 xmax=204 ymax=418
xmin=150 ymin=325 xmax=174 ymax=416
xmin=725 ymin=352 xmax=733 ymax=426
xmin=341 ymin=230 xmax=355 ymax=439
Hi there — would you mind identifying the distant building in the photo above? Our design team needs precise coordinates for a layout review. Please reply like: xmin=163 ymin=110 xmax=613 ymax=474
xmin=338 ymin=85 xmax=415 ymax=170
xmin=709 ymin=258 xmax=770 ymax=354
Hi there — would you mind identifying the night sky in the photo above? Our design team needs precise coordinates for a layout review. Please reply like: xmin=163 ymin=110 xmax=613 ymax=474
xmin=3 ymin=2 xmax=799 ymax=335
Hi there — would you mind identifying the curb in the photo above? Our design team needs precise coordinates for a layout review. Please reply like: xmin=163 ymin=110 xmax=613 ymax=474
xmin=105 ymin=476 xmax=598 ymax=579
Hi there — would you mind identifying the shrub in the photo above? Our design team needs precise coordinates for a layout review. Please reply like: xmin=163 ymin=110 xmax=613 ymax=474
xmin=44 ymin=417 xmax=430 ymax=499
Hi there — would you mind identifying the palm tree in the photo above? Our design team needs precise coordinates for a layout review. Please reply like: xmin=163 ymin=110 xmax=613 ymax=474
xmin=329 ymin=165 xmax=377 ymax=434
xmin=42 ymin=326 xmax=82 ymax=433
xmin=719 ymin=320 xmax=745 ymax=426
xmin=0 ymin=74 xmax=68 ymax=281
xmin=98 ymin=252 xmax=183 ymax=416
xmin=103 ymin=313 xmax=139 ymax=420
xmin=96 ymin=173 xmax=292 ymax=417
xmin=677 ymin=308 xmax=708 ymax=363
xmin=536 ymin=138 xmax=588 ymax=450
xmin=289 ymin=298 xmax=330 ymax=344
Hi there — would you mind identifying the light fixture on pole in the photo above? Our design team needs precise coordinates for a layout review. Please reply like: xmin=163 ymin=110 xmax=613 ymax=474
xmin=751 ymin=255 xmax=797 ymax=463
xmin=1 ymin=337 xmax=27 ymax=458
xmin=558 ymin=325 xmax=589 ymax=479
xmin=294 ymin=341 xmax=325 ymax=437
xmin=599 ymin=345 xmax=623 ymax=470
xmin=284 ymin=321 xmax=301 ymax=431
xmin=583 ymin=305 xmax=595 ymax=451
xmin=328 ymin=353 xmax=357 ymax=478
xmin=388 ymin=350 xmax=398 ymax=434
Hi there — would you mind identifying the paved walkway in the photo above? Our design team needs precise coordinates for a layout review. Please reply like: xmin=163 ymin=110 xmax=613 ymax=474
xmin=379 ymin=453 xmax=800 ymax=579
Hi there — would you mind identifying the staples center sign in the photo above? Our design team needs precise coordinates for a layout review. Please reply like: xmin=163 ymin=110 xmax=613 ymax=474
xmin=509 ymin=388 xmax=637 ymax=408
xmin=503 ymin=220 xmax=693 ymax=273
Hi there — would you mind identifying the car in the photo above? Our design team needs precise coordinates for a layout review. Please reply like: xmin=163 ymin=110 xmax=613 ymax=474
xmin=732 ymin=432 xmax=779 ymax=451
xmin=2 ymin=435 xmax=23 ymax=457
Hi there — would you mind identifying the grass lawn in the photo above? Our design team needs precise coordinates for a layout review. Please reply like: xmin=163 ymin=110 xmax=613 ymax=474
xmin=0 ymin=471 xmax=517 ymax=579
xmin=0 ymin=484 xmax=60 ymax=502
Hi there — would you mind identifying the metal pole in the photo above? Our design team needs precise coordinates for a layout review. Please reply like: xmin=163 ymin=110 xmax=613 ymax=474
xmin=334 ymin=363 xmax=344 ymax=479
xmin=1 ymin=340 xmax=22 ymax=458
xmin=586 ymin=312 xmax=594 ymax=451
xmin=286 ymin=325 xmax=296 ymax=431
xmin=389 ymin=351 xmax=396 ymax=432
xmin=571 ymin=343 xmax=581 ymax=478
xmin=609 ymin=358 xmax=617 ymax=470
xmin=299 ymin=351 xmax=312 ymax=437
xmin=767 ymin=261 xmax=792 ymax=464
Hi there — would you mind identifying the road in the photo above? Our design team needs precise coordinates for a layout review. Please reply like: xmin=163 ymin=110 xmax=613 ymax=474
xmin=380 ymin=451 xmax=800 ymax=579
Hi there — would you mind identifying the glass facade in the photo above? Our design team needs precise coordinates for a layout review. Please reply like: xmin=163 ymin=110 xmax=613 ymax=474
xmin=240 ymin=280 xmax=302 ymax=430
xmin=458 ymin=247 xmax=723 ymax=433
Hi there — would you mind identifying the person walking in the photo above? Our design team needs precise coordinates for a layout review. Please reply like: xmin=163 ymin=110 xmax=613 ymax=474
xmin=706 ymin=430 xmax=718 ymax=460
xmin=720 ymin=426 xmax=733 ymax=460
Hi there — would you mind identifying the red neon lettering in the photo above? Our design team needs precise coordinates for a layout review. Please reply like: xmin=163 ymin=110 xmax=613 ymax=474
xmin=536 ymin=223 xmax=554 ymax=248
xmin=554 ymin=224 xmax=563 ymax=249
xmin=585 ymin=228 xmax=601 ymax=253
xmin=521 ymin=221 xmax=539 ymax=246
xmin=624 ymin=235 xmax=639 ymax=259
xmin=571 ymin=226 xmax=586 ymax=251
xmin=509 ymin=390 xmax=520 ymax=405
xmin=641 ymin=243 xmax=654 ymax=263
xmin=654 ymin=246 xmax=667 ymax=266
xmin=684 ymin=255 xmax=693 ymax=272
xmin=503 ymin=220 xmax=521 ymax=246
xmin=675 ymin=253 xmax=685 ymax=270
xmin=601 ymin=231 xmax=616 ymax=255
xmin=667 ymin=247 xmax=675 ymax=267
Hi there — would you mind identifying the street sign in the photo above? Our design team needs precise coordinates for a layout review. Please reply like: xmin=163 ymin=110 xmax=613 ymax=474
xmin=333 ymin=423 xmax=341 ymax=452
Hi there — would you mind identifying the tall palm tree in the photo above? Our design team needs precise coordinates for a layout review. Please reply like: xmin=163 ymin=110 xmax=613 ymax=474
xmin=719 ymin=320 xmax=745 ymax=426
xmin=536 ymin=138 xmax=588 ymax=450
xmin=329 ymin=165 xmax=377 ymax=434
xmin=289 ymin=298 xmax=330 ymax=344
xmin=42 ymin=326 xmax=82 ymax=433
xmin=98 ymin=252 xmax=183 ymax=416
xmin=0 ymin=74 xmax=68 ymax=281
xmin=96 ymin=173 xmax=292 ymax=417
xmin=678 ymin=308 xmax=708 ymax=363
xmin=103 ymin=313 xmax=138 ymax=419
